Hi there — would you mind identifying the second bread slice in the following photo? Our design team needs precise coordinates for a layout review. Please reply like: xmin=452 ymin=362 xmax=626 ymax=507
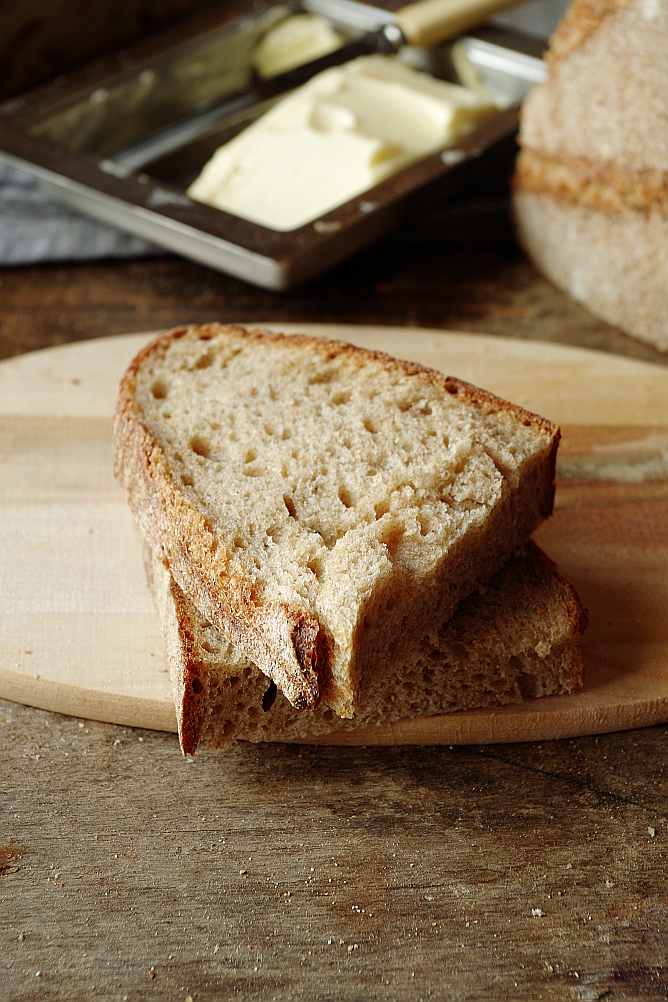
xmin=114 ymin=324 xmax=560 ymax=716
xmin=145 ymin=541 xmax=586 ymax=754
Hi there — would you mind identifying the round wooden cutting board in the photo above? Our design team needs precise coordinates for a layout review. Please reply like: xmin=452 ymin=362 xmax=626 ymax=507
xmin=1 ymin=324 xmax=668 ymax=744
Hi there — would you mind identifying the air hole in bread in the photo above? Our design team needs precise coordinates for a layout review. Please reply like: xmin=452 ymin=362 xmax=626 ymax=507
xmin=262 ymin=681 xmax=277 ymax=712
xmin=174 ymin=452 xmax=182 ymax=463
xmin=517 ymin=667 xmax=540 ymax=699
xmin=181 ymin=473 xmax=194 ymax=487
xmin=190 ymin=435 xmax=210 ymax=458
xmin=331 ymin=391 xmax=350 ymax=405
xmin=374 ymin=499 xmax=389 ymax=520
xmin=363 ymin=416 xmax=377 ymax=434
xmin=151 ymin=379 xmax=168 ymax=399
xmin=307 ymin=558 xmax=324 ymax=581
xmin=398 ymin=399 xmax=411 ymax=412
xmin=339 ymin=487 xmax=353 ymax=509
xmin=284 ymin=496 xmax=297 ymax=518
xmin=195 ymin=351 xmax=214 ymax=369
xmin=229 ymin=676 xmax=239 ymax=688
xmin=420 ymin=404 xmax=432 ymax=416
xmin=197 ymin=331 xmax=213 ymax=340
xmin=191 ymin=678 xmax=203 ymax=694
xmin=264 ymin=424 xmax=274 ymax=437
xmin=281 ymin=427 xmax=291 ymax=440
xmin=201 ymin=641 xmax=217 ymax=655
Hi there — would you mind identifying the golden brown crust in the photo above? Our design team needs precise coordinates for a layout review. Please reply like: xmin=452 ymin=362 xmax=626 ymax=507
xmin=515 ymin=148 xmax=668 ymax=217
xmin=546 ymin=0 xmax=632 ymax=63
xmin=169 ymin=575 xmax=205 ymax=756
xmin=113 ymin=324 xmax=322 ymax=710
xmin=525 ymin=540 xmax=589 ymax=652
xmin=114 ymin=323 xmax=559 ymax=715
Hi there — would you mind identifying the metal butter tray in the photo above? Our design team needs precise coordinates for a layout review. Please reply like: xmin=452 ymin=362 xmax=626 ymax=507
xmin=0 ymin=2 xmax=546 ymax=289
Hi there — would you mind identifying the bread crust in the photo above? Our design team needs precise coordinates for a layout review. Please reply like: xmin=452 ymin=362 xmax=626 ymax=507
xmin=514 ymin=190 xmax=668 ymax=351
xmin=515 ymin=149 xmax=668 ymax=217
xmin=546 ymin=0 xmax=632 ymax=63
xmin=513 ymin=0 xmax=668 ymax=349
xmin=114 ymin=323 xmax=559 ymax=712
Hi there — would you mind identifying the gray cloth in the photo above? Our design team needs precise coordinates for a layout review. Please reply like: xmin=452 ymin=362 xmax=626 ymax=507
xmin=0 ymin=162 xmax=162 ymax=265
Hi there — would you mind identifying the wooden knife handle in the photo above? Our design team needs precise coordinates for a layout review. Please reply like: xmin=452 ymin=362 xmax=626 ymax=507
xmin=396 ymin=0 xmax=521 ymax=46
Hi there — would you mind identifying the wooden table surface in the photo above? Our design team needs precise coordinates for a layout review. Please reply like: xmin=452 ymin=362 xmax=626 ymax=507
xmin=2 ymin=235 xmax=667 ymax=1001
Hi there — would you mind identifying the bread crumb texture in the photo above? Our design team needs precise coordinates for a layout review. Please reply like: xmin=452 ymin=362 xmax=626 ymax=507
xmin=115 ymin=325 xmax=557 ymax=716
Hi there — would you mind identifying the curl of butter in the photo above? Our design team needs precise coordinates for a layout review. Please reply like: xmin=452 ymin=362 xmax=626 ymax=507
xmin=252 ymin=13 xmax=345 ymax=80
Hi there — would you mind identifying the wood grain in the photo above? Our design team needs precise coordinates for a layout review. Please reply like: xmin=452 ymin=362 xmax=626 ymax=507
xmin=2 ymin=696 xmax=666 ymax=1001
xmin=2 ymin=327 xmax=667 ymax=744
xmin=3 ymin=246 xmax=668 ymax=366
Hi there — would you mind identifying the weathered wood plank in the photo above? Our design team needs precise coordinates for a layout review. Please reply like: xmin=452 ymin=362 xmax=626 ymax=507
xmin=1 ymin=698 xmax=666 ymax=1000
xmin=2 ymin=247 xmax=667 ymax=366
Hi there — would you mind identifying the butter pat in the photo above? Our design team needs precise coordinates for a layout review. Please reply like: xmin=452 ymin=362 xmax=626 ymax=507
xmin=187 ymin=55 xmax=495 ymax=232
xmin=252 ymin=13 xmax=345 ymax=80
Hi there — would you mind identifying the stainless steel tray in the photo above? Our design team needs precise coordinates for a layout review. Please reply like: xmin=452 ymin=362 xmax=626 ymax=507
xmin=0 ymin=3 xmax=546 ymax=289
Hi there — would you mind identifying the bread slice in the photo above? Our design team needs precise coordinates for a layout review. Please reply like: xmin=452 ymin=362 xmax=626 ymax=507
xmin=113 ymin=323 xmax=560 ymax=717
xmin=513 ymin=0 xmax=668 ymax=351
xmin=144 ymin=540 xmax=587 ymax=754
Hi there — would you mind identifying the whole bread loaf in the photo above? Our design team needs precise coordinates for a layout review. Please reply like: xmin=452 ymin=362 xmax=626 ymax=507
xmin=513 ymin=0 xmax=668 ymax=351
xmin=113 ymin=324 xmax=559 ymax=717
xmin=144 ymin=540 xmax=586 ymax=754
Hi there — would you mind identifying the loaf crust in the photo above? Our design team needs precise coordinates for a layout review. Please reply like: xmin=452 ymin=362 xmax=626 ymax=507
xmin=515 ymin=191 xmax=668 ymax=351
xmin=513 ymin=0 xmax=668 ymax=349
xmin=113 ymin=323 xmax=559 ymax=715
xmin=144 ymin=539 xmax=587 ymax=754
